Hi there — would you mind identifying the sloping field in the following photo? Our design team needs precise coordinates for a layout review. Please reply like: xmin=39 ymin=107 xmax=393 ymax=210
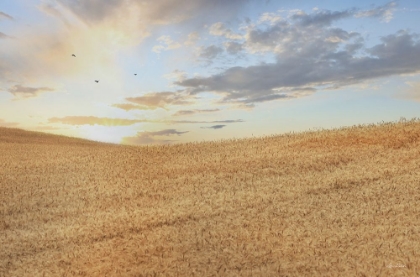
xmin=1 ymin=120 xmax=420 ymax=276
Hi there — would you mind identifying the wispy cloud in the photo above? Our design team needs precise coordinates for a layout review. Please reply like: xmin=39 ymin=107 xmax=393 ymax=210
xmin=153 ymin=35 xmax=182 ymax=53
xmin=209 ymin=22 xmax=242 ymax=40
xmin=355 ymin=1 xmax=397 ymax=22
xmin=122 ymin=128 xmax=189 ymax=145
xmin=124 ymin=92 xmax=194 ymax=110
xmin=258 ymin=12 xmax=283 ymax=25
xmin=8 ymin=85 xmax=54 ymax=99
xmin=170 ymin=119 xmax=244 ymax=124
xmin=184 ymin=31 xmax=200 ymax=46
xmin=44 ymin=0 xmax=250 ymax=27
xmin=48 ymin=116 xmax=146 ymax=126
xmin=224 ymin=41 xmax=244 ymax=55
xmin=0 ymin=32 xmax=13 ymax=39
xmin=111 ymin=103 xmax=156 ymax=111
xmin=395 ymin=82 xmax=420 ymax=102
xmin=198 ymin=45 xmax=224 ymax=64
xmin=37 ymin=2 xmax=70 ymax=26
xmin=173 ymin=109 xmax=220 ymax=116
xmin=201 ymin=125 xmax=226 ymax=129
xmin=163 ymin=70 xmax=187 ymax=82
xmin=47 ymin=115 xmax=243 ymax=126
xmin=291 ymin=9 xmax=353 ymax=27
xmin=0 ymin=11 xmax=13 ymax=21
xmin=145 ymin=129 xmax=188 ymax=136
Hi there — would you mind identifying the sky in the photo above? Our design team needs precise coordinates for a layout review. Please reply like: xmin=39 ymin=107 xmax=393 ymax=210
xmin=1 ymin=0 xmax=420 ymax=145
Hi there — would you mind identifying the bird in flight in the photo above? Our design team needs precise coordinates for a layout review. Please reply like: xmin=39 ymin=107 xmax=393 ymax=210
xmin=95 ymin=80 xmax=99 ymax=83
xmin=72 ymin=54 xmax=76 ymax=57
xmin=134 ymin=74 xmax=137 ymax=76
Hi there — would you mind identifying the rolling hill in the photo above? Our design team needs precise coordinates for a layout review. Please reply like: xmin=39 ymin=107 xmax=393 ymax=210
xmin=1 ymin=119 xmax=420 ymax=276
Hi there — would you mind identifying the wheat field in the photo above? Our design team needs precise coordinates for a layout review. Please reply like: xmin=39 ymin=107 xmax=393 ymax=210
xmin=1 ymin=119 xmax=420 ymax=276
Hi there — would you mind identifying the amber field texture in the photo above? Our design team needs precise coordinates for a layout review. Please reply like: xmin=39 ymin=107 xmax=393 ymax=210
xmin=1 ymin=118 xmax=420 ymax=277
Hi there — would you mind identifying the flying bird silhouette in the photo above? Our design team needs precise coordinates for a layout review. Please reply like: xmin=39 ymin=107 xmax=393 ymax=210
xmin=95 ymin=80 xmax=99 ymax=83
xmin=72 ymin=54 xmax=76 ymax=57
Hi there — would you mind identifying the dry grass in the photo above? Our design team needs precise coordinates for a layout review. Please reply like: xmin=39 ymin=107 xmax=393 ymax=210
xmin=1 ymin=119 xmax=420 ymax=277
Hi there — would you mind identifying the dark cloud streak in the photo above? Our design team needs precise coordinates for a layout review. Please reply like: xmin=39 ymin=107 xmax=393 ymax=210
xmin=201 ymin=125 xmax=226 ymax=129
xmin=171 ymin=119 xmax=244 ymax=124
xmin=8 ymin=85 xmax=54 ymax=98
xmin=0 ymin=32 xmax=12 ymax=39
xmin=0 ymin=11 xmax=13 ymax=21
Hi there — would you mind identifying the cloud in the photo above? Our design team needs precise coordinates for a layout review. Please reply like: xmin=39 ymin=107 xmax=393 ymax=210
xmin=146 ymin=129 xmax=188 ymax=136
xmin=242 ymin=4 xmax=397 ymax=54
xmin=47 ymin=115 xmax=243 ymax=126
xmin=224 ymin=41 xmax=244 ymax=55
xmin=291 ymin=9 xmax=353 ymax=27
xmin=48 ymin=116 xmax=146 ymax=126
xmin=184 ymin=31 xmax=200 ymax=46
xmin=122 ymin=128 xmax=188 ymax=145
xmin=2 ymin=0 xmax=251 ymax=88
xmin=201 ymin=125 xmax=226 ymax=129
xmin=0 ymin=32 xmax=12 ymax=39
xmin=355 ymin=1 xmax=397 ymax=22
xmin=125 ymin=92 xmax=194 ymax=110
xmin=199 ymin=45 xmax=224 ymax=63
xmin=152 ymin=35 xmax=182 ymax=53
xmin=213 ymin=119 xmax=244 ymax=123
xmin=258 ymin=12 xmax=282 ymax=25
xmin=8 ymin=85 xmax=54 ymax=99
xmin=367 ymin=30 xmax=419 ymax=58
xmin=37 ymin=2 xmax=70 ymax=26
xmin=111 ymin=103 xmax=156 ymax=111
xmin=163 ymin=70 xmax=187 ymax=82
xmin=0 ymin=17 xmax=145 ymax=87
xmin=172 ymin=7 xmax=420 ymax=109
xmin=51 ymin=0 xmax=125 ymax=23
xmin=173 ymin=109 xmax=220 ymax=116
xmin=244 ymin=11 xmax=360 ymax=55
xmin=136 ymin=0 xmax=252 ymax=26
xmin=241 ymin=94 xmax=289 ymax=103
xmin=0 ymin=119 xmax=19 ymax=127
xmin=175 ymin=62 xmax=323 ymax=100
xmin=395 ymin=82 xmax=420 ymax=102
xmin=209 ymin=22 xmax=242 ymax=40
xmin=0 ymin=11 xmax=13 ymax=21
xmin=171 ymin=119 xmax=244 ymax=124
xmin=50 ymin=0 xmax=250 ymax=25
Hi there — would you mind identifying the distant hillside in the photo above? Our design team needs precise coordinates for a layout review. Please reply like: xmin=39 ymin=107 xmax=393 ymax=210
xmin=0 ymin=127 xmax=115 ymax=146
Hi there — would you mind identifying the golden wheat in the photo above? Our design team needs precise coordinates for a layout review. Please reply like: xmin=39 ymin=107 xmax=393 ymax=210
xmin=1 ymin=118 xmax=420 ymax=276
